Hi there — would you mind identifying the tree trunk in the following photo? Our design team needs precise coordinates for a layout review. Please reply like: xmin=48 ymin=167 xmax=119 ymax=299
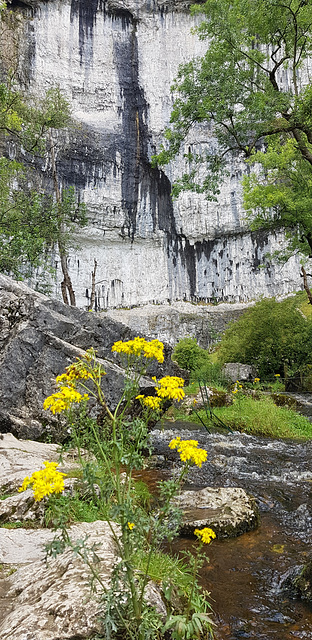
xmin=49 ymin=131 xmax=76 ymax=306
xmin=301 ymin=265 xmax=312 ymax=305
xmin=88 ymin=259 xmax=97 ymax=311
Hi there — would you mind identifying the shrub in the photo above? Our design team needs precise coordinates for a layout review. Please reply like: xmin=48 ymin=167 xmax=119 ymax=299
xmin=172 ymin=337 xmax=209 ymax=372
xmin=214 ymin=293 xmax=312 ymax=379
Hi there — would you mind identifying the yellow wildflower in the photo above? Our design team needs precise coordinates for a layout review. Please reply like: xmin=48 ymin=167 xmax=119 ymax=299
xmin=169 ymin=437 xmax=207 ymax=468
xmin=43 ymin=387 xmax=89 ymax=414
xmin=18 ymin=461 xmax=66 ymax=502
xmin=112 ymin=337 xmax=164 ymax=363
xmin=155 ymin=376 xmax=185 ymax=401
xmin=274 ymin=374 xmax=280 ymax=377
xmin=127 ymin=522 xmax=135 ymax=530
xmin=136 ymin=395 xmax=162 ymax=410
xmin=254 ymin=378 xmax=260 ymax=383
xmin=194 ymin=527 xmax=216 ymax=544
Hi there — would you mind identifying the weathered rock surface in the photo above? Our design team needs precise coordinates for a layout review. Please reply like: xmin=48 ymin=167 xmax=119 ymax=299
xmin=0 ymin=521 xmax=119 ymax=639
xmin=175 ymin=486 xmax=259 ymax=538
xmin=106 ymin=300 xmax=250 ymax=348
xmin=281 ymin=559 xmax=312 ymax=603
xmin=223 ymin=363 xmax=258 ymax=383
xmin=0 ymin=526 xmax=56 ymax=564
xmin=0 ymin=432 xmax=78 ymax=493
xmin=3 ymin=0 xmax=303 ymax=308
xmin=0 ymin=275 xmax=178 ymax=439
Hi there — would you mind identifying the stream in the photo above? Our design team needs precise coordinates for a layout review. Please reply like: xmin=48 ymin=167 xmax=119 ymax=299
xmin=148 ymin=422 xmax=312 ymax=639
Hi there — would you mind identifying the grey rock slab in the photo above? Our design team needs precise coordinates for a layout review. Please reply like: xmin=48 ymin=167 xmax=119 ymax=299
xmin=0 ymin=490 xmax=38 ymax=523
xmin=223 ymin=363 xmax=258 ymax=383
xmin=0 ymin=521 xmax=119 ymax=640
xmin=175 ymin=486 xmax=259 ymax=538
xmin=0 ymin=433 xmax=79 ymax=493
xmin=0 ymin=527 xmax=55 ymax=564
xmin=0 ymin=275 xmax=177 ymax=440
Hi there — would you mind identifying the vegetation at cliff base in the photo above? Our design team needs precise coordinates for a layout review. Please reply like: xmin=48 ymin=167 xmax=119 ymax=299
xmin=12 ymin=339 xmax=215 ymax=640
xmin=171 ymin=293 xmax=312 ymax=440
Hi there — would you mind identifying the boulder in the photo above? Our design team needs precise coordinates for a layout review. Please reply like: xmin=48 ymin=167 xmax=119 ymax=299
xmin=0 ymin=521 xmax=119 ymax=639
xmin=174 ymin=486 xmax=259 ymax=538
xmin=282 ymin=560 xmax=312 ymax=603
xmin=222 ymin=363 xmax=258 ymax=383
xmin=0 ymin=432 xmax=80 ymax=493
xmin=0 ymin=275 xmax=178 ymax=440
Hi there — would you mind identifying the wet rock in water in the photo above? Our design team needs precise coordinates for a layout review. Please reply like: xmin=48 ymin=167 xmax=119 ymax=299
xmin=174 ymin=486 xmax=259 ymax=538
xmin=282 ymin=560 xmax=312 ymax=602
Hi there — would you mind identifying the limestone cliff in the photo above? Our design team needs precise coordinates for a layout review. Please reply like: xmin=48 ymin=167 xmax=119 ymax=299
xmin=4 ymin=0 xmax=301 ymax=308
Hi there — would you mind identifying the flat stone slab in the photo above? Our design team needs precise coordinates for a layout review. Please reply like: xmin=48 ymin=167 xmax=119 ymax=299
xmin=0 ymin=433 xmax=79 ymax=493
xmin=0 ymin=527 xmax=55 ymax=564
xmin=175 ymin=486 xmax=259 ymax=538
xmin=0 ymin=521 xmax=118 ymax=640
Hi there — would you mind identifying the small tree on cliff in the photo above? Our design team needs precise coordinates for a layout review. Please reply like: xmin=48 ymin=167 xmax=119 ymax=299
xmin=154 ymin=0 xmax=312 ymax=298
xmin=0 ymin=2 xmax=86 ymax=303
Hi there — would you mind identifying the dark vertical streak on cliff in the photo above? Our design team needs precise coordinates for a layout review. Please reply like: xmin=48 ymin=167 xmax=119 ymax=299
xmin=70 ymin=0 xmax=100 ymax=65
xmin=113 ymin=18 xmax=147 ymax=239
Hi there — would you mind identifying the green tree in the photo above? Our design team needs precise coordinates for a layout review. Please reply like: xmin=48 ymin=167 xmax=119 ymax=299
xmin=214 ymin=294 xmax=312 ymax=379
xmin=154 ymin=0 xmax=312 ymax=292
xmin=0 ymin=2 xmax=86 ymax=302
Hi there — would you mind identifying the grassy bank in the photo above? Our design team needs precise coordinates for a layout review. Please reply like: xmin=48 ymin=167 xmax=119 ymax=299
xmin=168 ymin=392 xmax=312 ymax=440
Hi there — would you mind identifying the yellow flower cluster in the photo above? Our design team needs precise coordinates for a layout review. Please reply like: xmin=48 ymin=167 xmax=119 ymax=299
xmin=18 ymin=461 xmax=66 ymax=502
xmin=169 ymin=437 xmax=207 ymax=467
xmin=254 ymin=377 xmax=260 ymax=383
xmin=43 ymin=386 xmax=89 ymax=414
xmin=194 ymin=527 xmax=216 ymax=544
xmin=232 ymin=380 xmax=243 ymax=394
xmin=136 ymin=395 xmax=162 ymax=410
xmin=127 ymin=522 xmax=135 ymax=530
xmin=43 ymin=351 xmax=101 ymax=414
xmin=112 ymin=337 xmax=164 ymax=363
xmin=155 ymin=376 xmax=185 ymax=401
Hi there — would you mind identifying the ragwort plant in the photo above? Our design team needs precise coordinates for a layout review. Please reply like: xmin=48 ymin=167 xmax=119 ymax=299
xmin=19 ymin=338 xmax=214 ymax=640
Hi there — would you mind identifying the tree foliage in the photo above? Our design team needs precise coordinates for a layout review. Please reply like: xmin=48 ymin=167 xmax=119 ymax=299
xmin=0 ymin=81 xmax=86 ymax=293
xmin=153 ymin=0 xmax=312 ymax=259
xmin=214 ymin=294 xmax=312 ymax=378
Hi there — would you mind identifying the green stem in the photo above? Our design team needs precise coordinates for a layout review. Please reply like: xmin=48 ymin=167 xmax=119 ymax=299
xmin=185 ymin=546 xmax=200 ymax=622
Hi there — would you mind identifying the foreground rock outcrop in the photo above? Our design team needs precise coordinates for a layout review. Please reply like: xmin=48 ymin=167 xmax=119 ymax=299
xmin=0 ymin=432 xmax=78 ymax=493
xmin=0 ymin=520 xmax=119 ymax=640
xmin=0 ymin=275 xmax=178 ymax=440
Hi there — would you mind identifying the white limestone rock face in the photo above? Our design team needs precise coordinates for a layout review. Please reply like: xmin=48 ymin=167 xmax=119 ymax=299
xmin=9 ymin=0 xmax=302 ymax=308
xmin=105 ymin=299 xmax=252 ymax=348
xmin=0 ymin=521 xmax=119 ymax=640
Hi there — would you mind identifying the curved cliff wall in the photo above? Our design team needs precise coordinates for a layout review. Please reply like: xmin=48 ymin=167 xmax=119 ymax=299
xmin=7 ymin=0 xmax=301 ymax=308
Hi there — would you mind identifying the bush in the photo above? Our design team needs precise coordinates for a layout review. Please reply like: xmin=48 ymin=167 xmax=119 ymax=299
xmin=214 ymin=293 xmax=312 ymax=379
xmin=172 ymin=337 xmax=209 ymax=372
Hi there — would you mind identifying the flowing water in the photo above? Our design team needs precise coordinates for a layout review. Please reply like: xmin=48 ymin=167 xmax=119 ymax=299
xmin=147 ymin=423 xmax=312 ymax=639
